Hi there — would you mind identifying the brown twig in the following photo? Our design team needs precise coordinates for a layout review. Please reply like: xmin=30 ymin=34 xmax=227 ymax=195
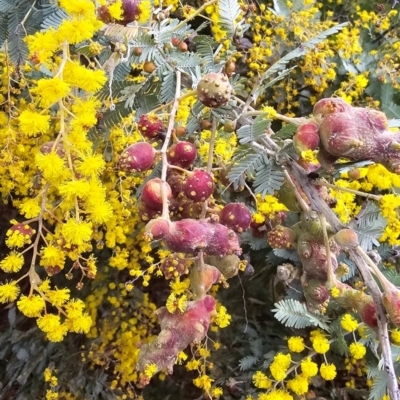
xmin=161 ymin=71 xmax=181 ymax=218
xmin=283 ymin=157 xmax=400 ymax=400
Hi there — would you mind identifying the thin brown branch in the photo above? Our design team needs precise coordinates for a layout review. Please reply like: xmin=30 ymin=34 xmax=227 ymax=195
xmin=161 ymin=71 xmax=181 ymax=218
xmin=283 ymin=156 xmax=400 ymax=400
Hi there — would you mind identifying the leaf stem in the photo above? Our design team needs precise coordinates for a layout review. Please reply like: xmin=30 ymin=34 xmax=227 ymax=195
xmin=172 ymin=0 xmax=218 ymax=32
xmin=315 ymin=180 xmax=382 ymax=202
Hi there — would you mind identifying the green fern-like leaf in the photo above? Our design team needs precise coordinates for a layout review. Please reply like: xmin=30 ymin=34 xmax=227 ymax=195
xmin=273 ymin=248 xmax=301 ymax=263
xmin=239 ymin=355 xmax=258 ymax=371
xmin=255 ymin=67 xmax=297 ymax=101
xmin=253 ymin=162 xmax=284 ymax=197
xmin=193 ymin=35 xmax=215 ymax=73
xmin=7 ymin=2 xmax=33 ymax=65
xmin=218 ymin=0 xmax=241 ymax=38
xmin=261 ymin=22 xmax=348 ymax=82
xmin=250 ymin=339 xmax=263 ymax=358
xmin=350 ymin=202 xmax=387 ymax=251
xmin=368 ymin=370 xmax=387 ymax=400
xmin=41 ymin=7 xmax=67 ymax=30
xmin=236 ymin=114 xmax=270 ymax=145
xmin=227 ymin=151 xmax=265 ymax=189
xmin=159 ymin=71 xmax=176 ymax=104
xmin=272 ymin=299 xmax=331 ymax=331
xmin=240 ymin=231 xmax=268 ymax=250
xmin=130 ymin=33 xmax=159 ymax=62
xmin=275 ymin=123 xmax=297 ymax=139
xmin=0 ymin=0 xmax=15 ymax=13
xmin=102 ymin=102 xmax=132 ymax=129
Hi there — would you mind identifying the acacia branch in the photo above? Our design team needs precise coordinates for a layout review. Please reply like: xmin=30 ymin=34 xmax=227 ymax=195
xmin=283 ymin=157 xmax=400 ymax=400
xmin=161 ymin=70 xmax=181 ymax=218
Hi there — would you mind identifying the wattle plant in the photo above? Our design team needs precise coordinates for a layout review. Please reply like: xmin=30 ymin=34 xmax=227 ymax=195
xmin=1 ymin=0 xmax=400 ymax=399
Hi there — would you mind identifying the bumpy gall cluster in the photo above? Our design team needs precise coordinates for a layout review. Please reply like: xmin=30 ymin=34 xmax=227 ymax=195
xmin=164 ymin=219 xmax=241 ymax=256
xmin=267 ymin=225 xmax=297 ymax=249
xmin=160 ymin=253 xmax=191 ymax=280
xmin=138 ymin=113 xmax=164 ymax=139
xmin=197 ymin=73 xmax=233 ymax=108
xmin=313 ymin=97 xmax=400 ymax=173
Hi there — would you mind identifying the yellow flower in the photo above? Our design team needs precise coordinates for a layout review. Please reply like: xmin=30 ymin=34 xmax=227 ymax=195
xmin=287 ymin=373 xmax=309 ymax=395
xmin=63 ymin=61 xmax=107 ymax=93
xmin=17 ymin=294 xmax=46 ymax=317
xmin=287 ymin=336 xmax=305 ymax=353
xmin=35 ymin=152 xmax=70 ymax=184
xmin=193 ymin=374 xmax=214 ymax=391
xmin=86 ymin=201 xmax=114 ymax=224
xmin=46 ymin=288 xmax=71 ymax=307
xmin=269 ymin=353 xmax=291 ymax=381
xmin=166 ymin=293 xmax=188 ymax=313
xmin=391 ymin=329 xmax=400 ymax=345
xmin=330 ymin=287 xmax=340 ymax=298
xmin=32 ymin=78 xmax=71 ymax=108
xmin=300 ymin=357 xmax=318 ymax=378
xmin=19 ymin=198 xmax=42 ymax=218
xmin=312 ymin=336 xmax=330 ymax=354
xmin=320 ymin=363 xmax=337 ymax=380
xmin=37 ymin=314 xmax=62 ymax=333
xmin=252 ymin=371 xmax=272 ymax=389
xmin=108 ymin=0 xmax=124 ymax=20
xmin=61 ymin=219 xmax=93 ymax=246
xmin=46 ymin=323 xmax=68 ymax=342
xmin=40 ymin=245 xmax=66 ymax=270
xmin=341 ymin=314 xmax=358 ymax=332
xmin=44 ymin=368 xmax=52 ymax=382
xmin=76 ymin=154 xmax=106 ymax=177
xmin=68 ymin=312 xmax=92 ymax=333
xmin=59 ymin=0 xmax=95 ymax=17
xmin=6 ymin=226 xmax=34 ymax=248
xmin=0 ymin=251 xmax=24 ymax=273
xmin=65 ymin=299 xmax=85 ymax=319
xmin=349 ymin=342 xmax=366 ymax=360
xmin=138 ymin=0 xmax=152 ymax=22
xmin=211 ymin=387 xmax=223 ymax=398
xmin=18 ymin=110 xmax=50 ymax=136
xmin=0 ymin=281 xmax=20 ymax=303
xmin=144 ymin=363 xmax=158 ymax=378
xmin=214 ymin=305 xmax=231 ymax=328
xmin=56 ymin=17 xmax=102 ymax=45
xmin=45 ymin=390 xmax=59 ymax=400
xmin=258 ymin=389 xmax=294 ymax=400
xmin=26 ymin=30 xmax=60 ymax=63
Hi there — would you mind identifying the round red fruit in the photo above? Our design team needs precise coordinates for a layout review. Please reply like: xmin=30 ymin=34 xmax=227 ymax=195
xmin=138 ymin=114 xmax=163 ymax=139
xmin=178 ymin=41 xmax=188 ymax=52
xmin=118 ymin=142 xmax=155 ymax=172
xmin=171 ymin=37 xmax=180 ymax=47
xmin=141 ymin=178 xmax=172 ymax=211
xmin=293 ymin=122 xmax=320 ymax=155
xmin=183 ymin=169 xmax=214 ymax=202
xmin=220 ymin=203 xmax=251 ymax=233
xmin=167 ymin=141 xmax=197 ymax=168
